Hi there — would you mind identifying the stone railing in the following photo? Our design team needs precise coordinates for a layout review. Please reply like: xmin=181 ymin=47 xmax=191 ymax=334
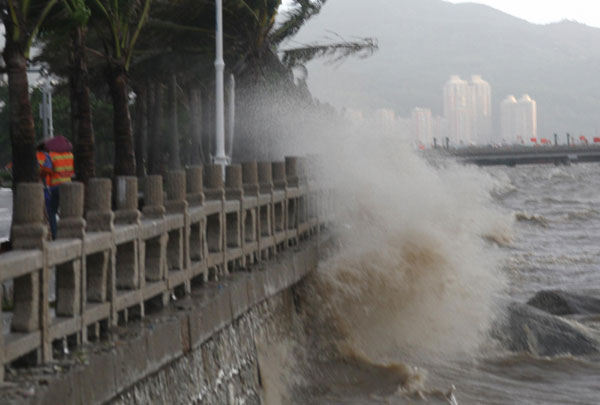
xmin=0 ymin=157 xmax=330 ymax=382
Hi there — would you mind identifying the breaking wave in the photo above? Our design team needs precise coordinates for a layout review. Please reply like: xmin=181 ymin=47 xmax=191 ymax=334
xmin=515 ymin=212 xmax=549 ymax=227
xmin=300 ymin=127 xmax=510 ymax=369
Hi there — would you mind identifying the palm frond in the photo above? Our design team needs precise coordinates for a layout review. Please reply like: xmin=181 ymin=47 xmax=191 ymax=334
xmin=270 ymin=0 xmax=326 ymax=46
xmin=280 ymin=36 xmax=378 ymax=68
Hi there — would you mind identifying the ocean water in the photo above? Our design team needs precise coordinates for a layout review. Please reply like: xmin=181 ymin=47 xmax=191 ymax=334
xmin=258 ymin=156 xmax=600 ymax=404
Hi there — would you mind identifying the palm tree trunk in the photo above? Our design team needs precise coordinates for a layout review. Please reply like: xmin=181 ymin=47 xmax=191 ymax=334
xmin=133 ymin=84 xmax=148 ymax=177
xmin=189 ymin=87 xmax=204 ymax=165
xmin=106 ymin=64 xmax=136 ymax=176
xmin=149 ymin=82 xmax=164 ymax=175
xmin=201 ymin=88 xmax=213 ymax=163
xmin=167 ymin=74 xmax=181 ymax=170
xmin=3 ymin=39 xmax=38 ymax=184
xmin=70 ymin=26 xmax=95 ymax=185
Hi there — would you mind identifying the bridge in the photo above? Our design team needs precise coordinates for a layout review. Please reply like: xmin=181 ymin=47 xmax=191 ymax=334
xmin=0 ymin=158 xmax=331 ymax=404
xmin=447 ymin=145 xmax=600 ymax=166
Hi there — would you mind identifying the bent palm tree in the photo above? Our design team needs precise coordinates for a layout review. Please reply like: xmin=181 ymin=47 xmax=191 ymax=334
xmin=1 ymin=0 xmax=59 ymax=184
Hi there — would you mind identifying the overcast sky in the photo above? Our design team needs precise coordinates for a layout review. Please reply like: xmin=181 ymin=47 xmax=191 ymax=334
xmin=446 ymin=0 xmax=600 ymax=28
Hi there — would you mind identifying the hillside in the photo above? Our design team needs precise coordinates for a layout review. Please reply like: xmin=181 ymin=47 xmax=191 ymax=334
xmin=292 ymin=0 xmax=600 ymax=138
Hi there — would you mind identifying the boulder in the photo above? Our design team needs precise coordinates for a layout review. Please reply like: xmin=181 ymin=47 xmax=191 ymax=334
xmin=527 ymin=290 xmax=600 ymax=316
xmin=494 ymin=303 xmax=599 ymax=356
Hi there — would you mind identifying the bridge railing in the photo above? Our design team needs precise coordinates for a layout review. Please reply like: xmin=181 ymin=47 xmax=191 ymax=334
xmin=0 ymin=157 xmax=328 ymax=381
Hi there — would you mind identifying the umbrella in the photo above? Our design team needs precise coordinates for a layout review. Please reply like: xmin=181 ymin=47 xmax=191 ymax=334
xmin=44 ymin=135 xmax=72 ymax=153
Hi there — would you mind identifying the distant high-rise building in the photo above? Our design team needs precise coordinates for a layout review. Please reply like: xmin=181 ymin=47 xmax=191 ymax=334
xmin=500 ymin=94 xmax=537 ymax=143
xmin=443 ymin=75 xmax=471 ymax=144
xmin=469 ymin=75 xmax=492 ymax=143
xmin=411 ymin=107 xmax=433 ymax=145
xmin=343 ymin=108 xmax=364 ymax=124
xmin=372 ymin=108 xmax=396 ymax=135
xmin=517 ymin=95 xmax=537 ymax=141
xmin=443 ymin=75 xmax=492 ymax=145
xmin=500 ymin=95 xmax=518 ymax=143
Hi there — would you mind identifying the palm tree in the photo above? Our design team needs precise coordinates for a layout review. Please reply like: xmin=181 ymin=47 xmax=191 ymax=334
xmin=88 ymin=0 xmax=151 ymax=176
xmin=58 ymin=0 xmax=96 ymax=185
xmin=1 ymin=0 xmax=59 ymax=184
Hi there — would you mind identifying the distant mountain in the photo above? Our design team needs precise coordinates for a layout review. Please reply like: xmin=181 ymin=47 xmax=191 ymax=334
xmin=292 ymin=0 xmax=600 ymax=138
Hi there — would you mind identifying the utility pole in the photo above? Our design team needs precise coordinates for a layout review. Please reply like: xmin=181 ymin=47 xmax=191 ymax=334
xmin=40 ymin=81 xmax=54 ymax=140
xmin=213 ymin=0 xmax=228 ymax=168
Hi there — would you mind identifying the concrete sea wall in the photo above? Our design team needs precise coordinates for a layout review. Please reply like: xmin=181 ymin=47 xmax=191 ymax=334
xmin=0 ymin=157 xmax=332 ymax=403
xmin=3 ymin=241 xmax=318 ymax=404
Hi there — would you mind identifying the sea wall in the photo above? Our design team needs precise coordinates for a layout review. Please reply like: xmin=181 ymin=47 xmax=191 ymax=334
xmin=3 ymin=241 xmax=318 ymax=404
xmin=0 ymin=157 xmax=333 ymax=403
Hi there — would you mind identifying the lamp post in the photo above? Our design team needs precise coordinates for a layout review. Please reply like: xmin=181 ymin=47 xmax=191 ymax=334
xmin=40 ymin=80 xmax=54 ymax=140
xmin=213 ymin=0 xmax=228 ymax=167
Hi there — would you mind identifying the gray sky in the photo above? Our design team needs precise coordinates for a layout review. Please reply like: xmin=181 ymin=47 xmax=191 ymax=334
xmin=447 ymin=0 xmax=600 ymax=28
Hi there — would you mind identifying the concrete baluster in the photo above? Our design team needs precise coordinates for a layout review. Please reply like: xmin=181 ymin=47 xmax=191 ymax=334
xmin=186 ymin=166 xmax=205 ymax=264
xmin=58 ymin=182 xmax=86 ymax=239
xmin=142 ymin=175 xmax=165 ymax=218
xmin=11 ymin=183 xmax=47 ymax=333
xmin=166 ymin=170 xmax=187 ymax=212
xmin=285 ymin=156 xmax=299 ymax=187
xmin=242 ymin=162 xmax=259 ymax=195
xmin=225 ymin=164 xmax=243 ymax=200
xmin=56 ymin=182 xmax=85 ymax=317
xmin=86 ymin=178 xmax=114 ymax=232
xmin=204 ymin=165 xmax=225 ymax=265
xmin=186 ymin=166 xmax=204 ymax=205
xmin=114 ymin=176 xmax=141 ymax=225
xmin=242 ymin=162 xmax=259 ymax=240
xmin=165 ymin=170 xmax=188 ymax=274
xmin=205 ymin=165 xmax=225 ymax=200
xmin=272 ymin=162 xmax=287 ymax=190
xmin=142 ymin=175 xmax=167 ymax=282
xmin=113 ymin=176 xmax=140 ymax=290
xmin=225 ymin=165 xmax=243 ymax=256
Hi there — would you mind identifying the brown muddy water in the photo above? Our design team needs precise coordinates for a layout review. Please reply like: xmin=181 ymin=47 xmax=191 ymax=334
xmin=258 ymin=162 xmax=600 ymax=404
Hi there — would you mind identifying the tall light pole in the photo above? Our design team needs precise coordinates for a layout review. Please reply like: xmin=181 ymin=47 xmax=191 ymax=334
xmin=213 ymin=0 xmax=228 ymax=167
xmin=40 ymin=80 xmax=54 ymax=140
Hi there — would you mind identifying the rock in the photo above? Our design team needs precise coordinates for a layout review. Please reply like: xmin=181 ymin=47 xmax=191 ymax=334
xmin=494 ymin=303 xmax=600 ymax=356
xmin=527 ymin=289 xmax=600 ymax=315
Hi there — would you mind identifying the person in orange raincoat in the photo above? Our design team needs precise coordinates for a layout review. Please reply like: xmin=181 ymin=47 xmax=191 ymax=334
xmin=44 ymin=135 xmax=74 ymax=239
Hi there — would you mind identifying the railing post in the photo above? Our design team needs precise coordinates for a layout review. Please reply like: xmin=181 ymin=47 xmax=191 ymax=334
xmin=205 ymin=165 xmax=225 ymax=276
xmin=142 ymin=175 xmax=167 ymax=284
xmin=225 ymin=165 xmax=243 ymax=271
xmin=113 ymin=176 xmax=141 ymax=292
xmin=186 ymin=166 xmax=206 ymax=271
xmin=242 ymin=162 xmax=259 ymax=261
xmin=114 ymin=176 xmax=141 ymax=225
xmin=272 ymin=161 xmax=289 ymax=249
xmin=85 ymin=178 xmax=115 ymax=328
xmin=10 ymin=183 xmax=49 ymax=363
xmin=166 ymin=170 xmax=190 ymax=292
xmin=142 ymin=175 xmax=166 ymax=218
xmin=86 ymin=178 xmax=114 ymax=232
xmin=56 ymin=182 xmax=85 ymax=320
xmin=258 ymin=162 xmax=274 ymax=259
xmin=186 ymin=166 xmax=205 ymax=205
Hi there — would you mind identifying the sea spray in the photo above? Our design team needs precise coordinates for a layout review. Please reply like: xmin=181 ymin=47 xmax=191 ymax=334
xmin=240 ymin=88 xmax=512 ymax=400
xmin=296 ymin=128 xmax=509 ymax=365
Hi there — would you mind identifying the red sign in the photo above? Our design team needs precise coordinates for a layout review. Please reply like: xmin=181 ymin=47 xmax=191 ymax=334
xmin=530 ymin=138 xmax=537 ymax=143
